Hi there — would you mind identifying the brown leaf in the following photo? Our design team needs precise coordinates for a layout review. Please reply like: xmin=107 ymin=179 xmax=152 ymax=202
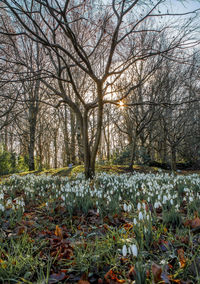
xmin=77 ymin=281 xmax=90 ymax=284
xmin=184 ymin=217 xmax=200 ymax=229
xmin=177 ymin=249 xmax=186 ymax=268
xmin=152 ymin=263 xmax=163 ymax=283
xmin=55 ymin=225 xmax=63 ymax=239
xmin=191 ymin=217 xmax=200 ymax=229
xmin=48 ymin=272 xmax=66 ymax=284
xmin=104 ymin=270 xmax=125 ymax=283
xmin=16 ymin=226 xmax=27 ymax=235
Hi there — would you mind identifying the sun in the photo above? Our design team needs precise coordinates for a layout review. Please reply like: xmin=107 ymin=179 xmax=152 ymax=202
xmin=118 ymin=101 xmax=125 ymax=109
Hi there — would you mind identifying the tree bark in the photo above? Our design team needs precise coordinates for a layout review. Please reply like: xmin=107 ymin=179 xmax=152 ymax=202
xmin=171 ymin=146 xmax=176 ymax=172
xmin=129 ymin=138 xmax=137 ymax=170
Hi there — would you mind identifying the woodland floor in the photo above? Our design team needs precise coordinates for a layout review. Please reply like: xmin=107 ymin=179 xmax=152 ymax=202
xmin=0 ymin=166 xmax=200 ymax=284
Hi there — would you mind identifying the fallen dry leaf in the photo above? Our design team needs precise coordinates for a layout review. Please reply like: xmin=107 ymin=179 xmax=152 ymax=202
xmin=48 ymin=272 xmax=66 ymax=284
xmin=184 ymin=217 xmax=200 ymax=229
xmin=152 ymin=263 xmax=163 ymax=283
xmin=104 ymin=270 xmax=126 ymax=283
xmin=177 ymin=249 xmax=186 ymax=268
xmin=55 ymin=225 xmax=63 ymax=239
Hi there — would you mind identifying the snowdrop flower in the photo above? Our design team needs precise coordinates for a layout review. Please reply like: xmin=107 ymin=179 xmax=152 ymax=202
xmin=139 ymin=211 xmax=143 ymax=221
xmin=133 ymin=218 xmax=137 ymax=225
xmin=123 ymin=203 xmax=127 ymax=212
xmin=137 ymin=203 xmax=141 ymax=211
xmin=154 ymin=202 xmax=161 ymax=209
xmin=189 ymin=196 xmax=193 ymax=202
xmin=163 ymin=195 xmax=168 ymax=204
xmin=122 ymin=245 xmax=127 ymax=257
xmin=170 ymin=199 xmax=173 ymax=205
xmin=130 ymin=244 xmax=138 ymax=257
xmin=0 ymin=204 xmax=5 ymax=212
xmin=127 ymin=204 xmax=132 ymax=212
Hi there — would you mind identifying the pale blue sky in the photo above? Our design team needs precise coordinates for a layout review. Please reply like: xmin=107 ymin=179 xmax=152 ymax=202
xmin=163 ymin=0 xmax=200 ymax=13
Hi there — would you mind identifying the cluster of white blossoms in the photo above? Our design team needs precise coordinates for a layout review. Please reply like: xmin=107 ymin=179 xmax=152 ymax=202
xmin=122 ymin=244 xmax=138 ymax=257
xmin=0 ymin=171 xmax=199 ymax=216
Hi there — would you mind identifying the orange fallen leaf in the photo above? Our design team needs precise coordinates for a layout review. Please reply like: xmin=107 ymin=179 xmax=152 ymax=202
xmin=177 ymin=248 xmax=186 ymax=268
xmin=104 ymin=270 xmax=125 ymax=283
xmin=123 ymin=223 xmax=133 ymax=230
xmin=77 ymin=281 xmax=90 ymax=284
xmin=55 ymin=225 xmax=63 ymax=239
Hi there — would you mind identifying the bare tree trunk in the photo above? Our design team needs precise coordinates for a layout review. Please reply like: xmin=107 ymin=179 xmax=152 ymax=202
xmin=83 ymin=110 xmax=92 ymax=179
xmin=28 ymin=122 xmax=36 ymax=171
xmin=4 ymin=126 xmax=8 ymax=151
xmin=53 ymin=128 xmax=58 ymax=169
xmin=90 ymin=84 xmax=103 ymax=177
xmin=70 ymin=109 xmax=76 ymax=164
xmin=64 ymin=105 xmax=70 ymax=166
xmin=129 ymin=138 xmax=137 ymax=170
xmin=76 ymin=118 xmax=84 ymax=164
xmin=171 ymin=146 xmax=176 ymax=172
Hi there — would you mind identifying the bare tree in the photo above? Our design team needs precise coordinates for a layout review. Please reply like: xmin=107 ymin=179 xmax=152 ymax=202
xmin=1 ymin=0 xmax=199 ymax=177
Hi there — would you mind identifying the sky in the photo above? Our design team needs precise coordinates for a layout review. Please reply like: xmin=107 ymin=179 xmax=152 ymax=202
xmin=163 ymin=0 xmax=200 ymax=13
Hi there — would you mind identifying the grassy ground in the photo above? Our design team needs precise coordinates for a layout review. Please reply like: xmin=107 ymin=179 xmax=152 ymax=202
xmin=0 ymin=163 xmax=187 ymax=182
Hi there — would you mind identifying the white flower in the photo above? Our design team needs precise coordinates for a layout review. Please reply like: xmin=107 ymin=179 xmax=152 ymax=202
xmin=189 ymin=196 xmax=193 ymax=202
xmin=163 ymin=195 xmax=168 ymax=203
xmin=137 ymin=203 xmax=141 ymax=211
xmin=123 ymin=203 xmax=127 ymax=212
xmin=133 ymin=218 xmax=137 ymax=225
xmin=0 ymin=204 xmax=5 ymax=212
xmin=127 ymin=204 xmax=132 ymax=212
xmin=130 ymin=244 xmax=138 ymax=257
xmin=122 ymin=245 xmax=127 ymax=257
xmin=139 ymin=211 xmax=143 ymax=221
xmin=154 ymin=202 xmax=160 ymax=209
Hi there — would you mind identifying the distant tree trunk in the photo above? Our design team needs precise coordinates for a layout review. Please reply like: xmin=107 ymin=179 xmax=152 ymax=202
xmin=104 ymin=111 xmax=110 ymax=161
xmin=10 ymin=131 xmax=13 ymax=153
xmin=38 ymin=132 xmax=43 ymax=170
xmin=53 ymin=128 xmax=58 ymax=169
xmin=70 ymin=109 xmax=76 ymax=164
xmin=45 ymin=142 xmax=51 ymax=169
xmin=171 ymin=146 xmax=176 ymax=171
xmin=129 ymin=138 xmax=137 ymax=170
xmin=4 ymin=126 xmax=8 ymax=151
xmin=28 ymin=121 xmax=36 ymax=171
xmin=28 ymin=104 xmax=37 ymax=171
xmin=64 ymin=105 xmax=70 ymax=166
xmin=28 ymin=81 xmax=40 ymax=171
xmin=76 ymin=119 xmax=84 ymax=164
